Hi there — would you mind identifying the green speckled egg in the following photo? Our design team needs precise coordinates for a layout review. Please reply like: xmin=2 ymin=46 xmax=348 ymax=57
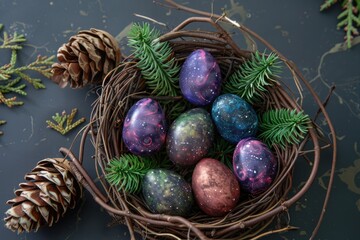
xmin=142 ymin=169 xmax=193 ymax=216
xmin=167 ymin=108 xmax=214 ymax=166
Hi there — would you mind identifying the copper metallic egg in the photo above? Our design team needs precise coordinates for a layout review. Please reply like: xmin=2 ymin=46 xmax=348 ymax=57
xmin=192 ymin=158 xmax=240 ymax=216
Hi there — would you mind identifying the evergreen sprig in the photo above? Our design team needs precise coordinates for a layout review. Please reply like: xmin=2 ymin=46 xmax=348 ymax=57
xmin=161 ymin=99 xmax=191 ymax=123
xmin=223 ymin=51 xmax=282 ymax=104
xmin=321 ymin=0 xmax=360 ymax=48
xmin=106 ymin=154 xmax=159 ymax=194
xmin=0 ymin=119 xmax=6 ymax=136
xmin=128 ymin=22 xmax=180 ymax=96
xmin=0 ymin=23 xmax=55 ymax=107
xmin=258 ymin=109 xmax=311 ymax=149
xmin=207 ymin=137 xmax=236 ymax=169
xmin=46 ymin=108 xmax=86 ymax=135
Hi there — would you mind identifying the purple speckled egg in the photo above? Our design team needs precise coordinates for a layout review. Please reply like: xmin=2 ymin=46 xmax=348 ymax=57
xmin=233 ymin=138 xmax=278 ymax=195
xmin=122 ymin=98 xmax=166 ymax=156
xmin=179 ymin=49 xmax=222 ymax=106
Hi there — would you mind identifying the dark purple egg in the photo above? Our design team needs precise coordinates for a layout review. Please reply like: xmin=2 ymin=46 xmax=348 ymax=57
xmin=233 ymin=138 xmax=277 ymax=195
xmin=122 ymin=98 xmax=166 ymax=156
xmin=166 ymin=108 xmax=214 ymax=166
xmin=179 ymin=49 xmax=222 ymax=106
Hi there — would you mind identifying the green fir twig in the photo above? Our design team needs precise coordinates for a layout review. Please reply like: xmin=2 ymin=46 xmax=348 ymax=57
xmin=46 ymin=108 xmax=86 ymax=135
xmin=106 ymin=154 xmax=160 ymax=194
xmin=321 ymin=0 xmax=360 ymax=48
xmin=0 ymin=24 xmax=26 ymax=50
xmin=258 ymin=109 xmax=311 ymax=149
xmin=0 ymin=23 xmax=55 ymax=107
xmin=207 ymin=137 xmax=236 ymax=169
xmin=128 ymin=22 xmax=180 ymax=96
xmin=0 ymin=119 xmax=6 ymax=136
xmin=223 ymin=51 xmax=282 ymax=104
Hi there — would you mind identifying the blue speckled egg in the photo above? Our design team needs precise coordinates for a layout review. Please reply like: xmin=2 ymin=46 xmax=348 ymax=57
xmin=167 ymin=108 xmax=214 ymax=166
xmin=179 ymin=49 xmax=222 ymax=106
xmin=233 ymin=138 xmax=278 ymax=195
xmin=142 ymin=169 xmax=194 ymax=216
xmin=122 ymin=98 xmax=166 ymax=156
xmin=211 ymin=94 xmax=258 ymax=144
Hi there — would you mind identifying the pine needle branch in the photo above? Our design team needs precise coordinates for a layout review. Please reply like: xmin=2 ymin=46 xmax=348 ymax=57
xmin=0 ymin=77 xmax=26 ymax=95
xmin=207 ymin=137 xmax=236 ymax=169
xmin=106 ymin=154 xmax=160 ymax=194
xmin=258 ymin=109 xmax=311 ymax=149
xmin=223 ymin=51 xmax=282 ymax=104
xmin=320 ymin=0 xmax=338 ymax=11
xmin=0 ymin=119 xmax=6 ymax=136
xmin=128 ymin=22 xmax=180 ymax=96
xmin=321 ymin=0 xmax=360 ymax=48
xmin=46 ymin=108 xmax=86 ymax=135
xmin=0 ymin=93 xmax=23 ymax=107
xmin=0 ymin=24 xmax=26 ymax=50
xmin=0 ymin=24 xmax=55 ymax=107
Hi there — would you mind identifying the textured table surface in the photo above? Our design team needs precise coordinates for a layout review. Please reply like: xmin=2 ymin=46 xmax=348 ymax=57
xmin=1 ymin=1 xmax=359 ymax=239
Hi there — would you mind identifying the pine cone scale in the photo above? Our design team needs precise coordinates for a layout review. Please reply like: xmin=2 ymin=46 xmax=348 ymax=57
xmin=57 ymin=45 xmax=78 ymax=62
xmin=77 ymin=40 xmax=103 ymax=65
xmin=21 ymin=202 xmax=41 ymax=222
xmin=18 ymin=189 xmax=48 ymax=206
xmin=51 ymin=28 xmax=121 ymax=88
xmin=4 ymin=158 xmax=82 ymax=233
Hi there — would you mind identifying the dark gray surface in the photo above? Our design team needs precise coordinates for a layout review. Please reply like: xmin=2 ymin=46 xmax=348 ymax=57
xmin=1 ymin=0 xmax=359 ymax=239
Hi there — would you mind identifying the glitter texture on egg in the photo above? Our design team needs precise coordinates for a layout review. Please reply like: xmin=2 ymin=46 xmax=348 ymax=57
xmin=233 ymin=138 xmax=278 ymax=195
xmin=192 ymin=158 xmax=240 ymax=216
xmin=179 ymin=49 xmax=222 ymax=106
xmin=166 ymin=108 xmax=214 ymax=166
xmin=142 ymin=169 xmax=194 ymax=216
xmin=122 ymin=98 xmax=167 ymax=156
xmin=212 ymin=93 xmax=258 ymax=144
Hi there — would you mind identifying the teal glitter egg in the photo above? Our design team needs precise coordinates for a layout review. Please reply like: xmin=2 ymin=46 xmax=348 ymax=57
xmin=211 ymin=94 xmax=258 ymax=144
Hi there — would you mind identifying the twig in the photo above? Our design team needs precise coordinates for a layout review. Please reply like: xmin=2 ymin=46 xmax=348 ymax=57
xmin=133 ymin=13 xmax=167 ymax=27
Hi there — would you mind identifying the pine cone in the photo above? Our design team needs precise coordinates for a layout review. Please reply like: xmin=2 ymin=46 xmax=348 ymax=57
xmin=51 ymin=28 xmax=121 ymax=88
xmin=4 ymin=158 xmax=82 ymax=233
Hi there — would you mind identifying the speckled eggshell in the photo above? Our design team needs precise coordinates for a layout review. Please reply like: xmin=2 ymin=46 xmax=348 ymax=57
xmin=122 ymin=98 xmax=166 ymax=156
xmin=166 ymin=108 xmax=214 ymax=166
xmin=211 ymin=93 xmax=258 ymax=144
xmin=192 ymin=158 xmax=240 ymax=216
xmin=233 ymin=138 xmax=278 ymax=195
xmin=142 ymin=169 xmax=194 ymax=216
xmin=179 ymin=49 xmax=222 ymax=106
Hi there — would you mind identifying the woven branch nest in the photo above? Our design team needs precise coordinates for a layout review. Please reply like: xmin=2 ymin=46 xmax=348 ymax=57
xmin=61 ymin=13 xmax=336 ymax=240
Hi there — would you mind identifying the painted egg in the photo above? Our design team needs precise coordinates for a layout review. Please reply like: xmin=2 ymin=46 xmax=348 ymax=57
xmin=192 ymin=158 xmax=240 ymax=216
xmin=179 ymin=49 xmax=222 ymax=106
xmin=211 ymin=93 xmax=258 ymax=144
xmin=233 ymin=138 xmax=278 ymax=195
xmin=122 ymin=98 xmax=166 ymax=156
xmin=166 ymin=108 xmax=214 ymax=166
xmin=142 ymin=169 xmax=194 ymax=216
